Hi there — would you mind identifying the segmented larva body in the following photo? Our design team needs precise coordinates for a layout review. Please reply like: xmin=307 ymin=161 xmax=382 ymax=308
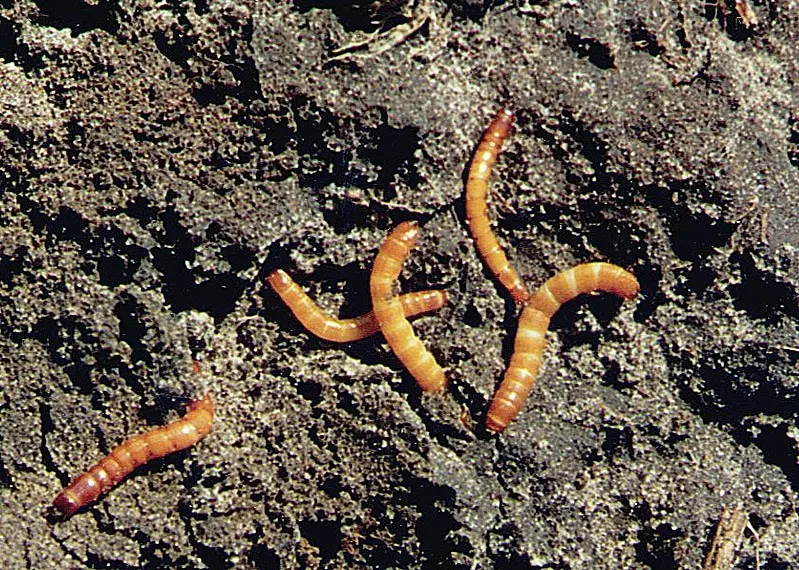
xmin=486 ymin=263 xmax=639 ymax=433
xmin=267 ymin=269 xmax=449 ymax=343
xmin=370 ymin=221 xmax=447 ymax=392
xmin=53 ymin=395 xmax=214 ymax=517
xmin=466 ymin=108 xmax=530 ymax=304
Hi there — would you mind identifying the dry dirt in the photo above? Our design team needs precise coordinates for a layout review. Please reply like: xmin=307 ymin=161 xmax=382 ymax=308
xmin=1 ymin=0 xmax=799 ymax=568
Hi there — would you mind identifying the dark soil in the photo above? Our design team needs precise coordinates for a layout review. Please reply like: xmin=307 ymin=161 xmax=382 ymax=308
xmin=1 ymin=0 xmax=798 ymax=568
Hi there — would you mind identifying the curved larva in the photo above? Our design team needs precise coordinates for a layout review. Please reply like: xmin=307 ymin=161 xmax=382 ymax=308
xmin=465 ymin=108 xmax=530 ymax=304
xmin=267 ymin=269 xmax=449 ymax=343
xmin=370 ymin=221 xmax=447 ymax=392
xmin=52 ymin=395 xmax=214 ymax=517
xmin=486 ymin=263 xmax=639 ymax=433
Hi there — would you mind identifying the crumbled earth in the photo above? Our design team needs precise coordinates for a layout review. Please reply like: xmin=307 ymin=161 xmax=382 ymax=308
xmin=1 ymin=1 xmax=798 ymax=568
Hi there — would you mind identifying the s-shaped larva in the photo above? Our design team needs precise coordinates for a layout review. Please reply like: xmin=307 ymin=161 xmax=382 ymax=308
xmin=466 ymin=108 xmax=530 ymax=304
xmin=370 ymin=221 xmax=447 ymax=392
xmin=486 ymin=263 xmax=639 ymax=433
xmin=267 ymin=269 xmax=449 ymax=342
xmin=53 ymin=395 xmax=214 ymax=517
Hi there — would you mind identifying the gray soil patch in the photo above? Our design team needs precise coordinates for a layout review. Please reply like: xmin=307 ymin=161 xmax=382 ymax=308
xmin=1 ymin=0 xmax=798 ymax=568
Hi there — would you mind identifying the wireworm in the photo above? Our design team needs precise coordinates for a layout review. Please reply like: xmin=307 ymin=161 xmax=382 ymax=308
xmin=486 ymin=263 xmax=639 ymax=432
xmin=267 ymin=269 xmax=448 ymax=342
xmin=53 ymin=395 xmax=214 ymax=516
xmin=370 ymin=221 xmax=447 ymax=391
xmin=465 ymin=108 xmax=530 ymax=304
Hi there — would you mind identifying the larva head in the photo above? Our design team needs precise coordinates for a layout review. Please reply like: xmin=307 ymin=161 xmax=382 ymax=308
xmin=266 ymin=269 xmax=292 ymax=292
xmin=52 ymin=490 xmax=81 ymax=517
xmin=190 ymin=394 xmax=214 ymax=416
xmin=485 ymin=389 xmax=524 ymax=434
xmin=609 ymin=267 xmax=640 ymax=300
xmin=390 ymin=220 xmax=420 ymax=249
xmin=483 ymin=108 xmax=515 ymax=143
xmin=495 ymin=107 xmax=515 ymax=128
xmin=485 ymin=413 xmax=509 ymax=434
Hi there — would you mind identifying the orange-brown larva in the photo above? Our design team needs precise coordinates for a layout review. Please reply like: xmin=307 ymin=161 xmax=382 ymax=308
xmin=267 ymin=269 xmax=449 ymax=343
xmin=486 ymin=263 xmax=639 ymax=433
xmin=465 ymin=108 xmax=530 ymax=304
xmin=52 ymin=395 xmax=214 ymax=517
xmin=370 ymin=221 xmax=447 ymax=392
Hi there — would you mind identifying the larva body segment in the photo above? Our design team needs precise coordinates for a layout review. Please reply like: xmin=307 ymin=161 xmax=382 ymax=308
xmin=370 ymin=221 xmax=447 ymax=392
xmin=526 ymin=262 xmax=640 ymax=318
xmin=485 ymin=307 xmax=550 ymax=433
xmin=486 ymin=263 xmax=639 ymax=433
xmin=267 ymin=269 xmax=449 ymax=343
xmin=466 ymin=108 xmax=530 ymax=304
xmin=53 ymin=395 xmax=214 ymax=517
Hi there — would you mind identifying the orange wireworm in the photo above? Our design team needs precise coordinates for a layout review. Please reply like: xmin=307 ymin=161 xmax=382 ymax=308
xmin=267 ymin=269 xmax=449 ymax=342
xmin=465 ymin=108 xmax=530 ymax=304
xmin=370 ymin=221 xmax=447 ymax=391
xmin=53 ymin=395 xmax=214 ymax=517
xmin=486 ymin=263 xmax=639 ymax=432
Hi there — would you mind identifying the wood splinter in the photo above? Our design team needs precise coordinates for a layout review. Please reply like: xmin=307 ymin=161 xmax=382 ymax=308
xmin=702 ymin=505 xmax=748 ymax=570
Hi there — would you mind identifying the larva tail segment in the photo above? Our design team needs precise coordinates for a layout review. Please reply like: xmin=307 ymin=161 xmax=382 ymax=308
xmin=267 ymin=269 xmax=449 ymax=343
xmin=486 ymin=263 xmax=639 ymax=433
xmin=370 ymin=221 xmax=447 ymax=392
xmin=465 ymin=108 xmax=530 ymax=304
xmin=52 ymin=395 xmax=214 ymax=518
